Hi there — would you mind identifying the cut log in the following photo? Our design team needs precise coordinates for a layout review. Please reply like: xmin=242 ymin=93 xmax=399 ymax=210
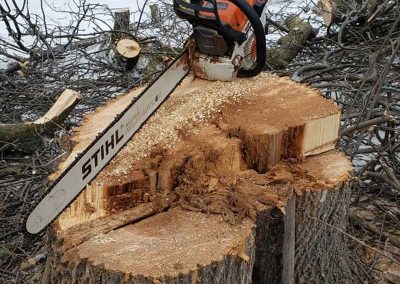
xmin=0 ymin=89 xmax=81 ymax=152
xmin=315 ymin=0 xmax=378 ymax=26
xmin=116 ymin=39 xmax=141 ymax=58
xmin=45 ymin=74 xmax=352 ymax=283
xmin=266 ymin=15 xmax=315 ymax=69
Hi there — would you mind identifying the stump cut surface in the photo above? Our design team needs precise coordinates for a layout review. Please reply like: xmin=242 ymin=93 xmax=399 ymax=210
xmin=75 ymin=208 xmax=253 ymax=278
xmin=48 ymin=73 xmax=351 ymax=283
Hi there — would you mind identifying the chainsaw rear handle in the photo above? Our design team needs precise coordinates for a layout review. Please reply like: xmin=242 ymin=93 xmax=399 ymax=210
xmin=228 ymin=0 xmax=266 ymax=78
xmin=174 ymin=0 xmax=266 ymax=78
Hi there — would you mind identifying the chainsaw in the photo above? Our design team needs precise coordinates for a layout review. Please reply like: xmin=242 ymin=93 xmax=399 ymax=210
xmin=26 ymin=0 xmax=268 ymax=234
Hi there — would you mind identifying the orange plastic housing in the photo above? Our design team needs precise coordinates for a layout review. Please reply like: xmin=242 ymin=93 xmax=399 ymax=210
xmin=201 ymin=0 xmax=258 ymax=32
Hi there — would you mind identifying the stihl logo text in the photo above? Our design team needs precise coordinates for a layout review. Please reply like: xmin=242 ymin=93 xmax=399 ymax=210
xmin=81 ymin=129 xmax=124 ymax=179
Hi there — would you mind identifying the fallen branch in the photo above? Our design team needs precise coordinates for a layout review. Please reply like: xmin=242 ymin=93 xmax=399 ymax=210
xmin=265 ymin=17 xmax=289 ymax=33
xmin=265 ymin=14 xmax=315 ymax=69
xmin=364 ymin=172 xmax=400 ymax=193
xmin=349 ymin=210 xmax=400 ymax=248
xmin=381 ymin=160 xmax=400 ymax=190
xmin=0 ymin=89 xmax=82 ymax=151
xmin=340 ymin=115 xmax=393 ymax=136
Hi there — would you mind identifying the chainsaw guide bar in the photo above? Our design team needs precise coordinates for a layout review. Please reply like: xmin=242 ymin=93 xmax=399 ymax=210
xmin=26 ymin=51 xmax=190 ymax=234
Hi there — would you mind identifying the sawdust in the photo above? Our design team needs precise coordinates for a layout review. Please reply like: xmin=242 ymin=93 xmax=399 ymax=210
xmin=170 ymin=149 xmax=350 ymax=223
xmin=57 ymin=73 xmax=344 ymax=233
xmin=89 ymin=73 xmax=344 ymax=222
xmin=79 ymin=71 xmax=345 ymax=223
xmin=220 ymin=84 xmax=338 ymax=131
xmin=97 ymin=122 xmax=350 ymax=225
xmin=96 ymin=73 xmax=333 ymax=183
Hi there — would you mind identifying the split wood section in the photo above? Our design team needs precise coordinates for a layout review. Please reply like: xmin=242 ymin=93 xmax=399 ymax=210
xmin=49 ymin=74 xmax=351 ymax=283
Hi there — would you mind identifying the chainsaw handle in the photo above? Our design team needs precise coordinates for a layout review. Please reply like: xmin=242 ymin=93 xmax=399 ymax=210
xmin=174 ymin=0 xmax=247 ymax=43
xmin=228 ymin=0 xmax=266 ymax=78
xmin=174 ymin=0 xmax=266 ymax=78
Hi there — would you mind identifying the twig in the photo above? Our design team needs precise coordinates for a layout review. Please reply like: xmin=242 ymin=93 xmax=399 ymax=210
xmin=349 ymin=211 xmax=400 ymax=248
xmin=340 ymin=115 xmax=394 ymax=136
xmin=308 ymin=216 xmax=400 ymax=265
xmin=365 ymin=172 xmax=400 ymax=193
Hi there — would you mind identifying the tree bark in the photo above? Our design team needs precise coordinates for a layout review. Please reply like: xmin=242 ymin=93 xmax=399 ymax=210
xmin=294 ymin=186 xmax=352 ymax=283
xmin=45 ymin=74 xmax=352 ymax=283
xmin=112 ymin=8 xmax=131 ymax=43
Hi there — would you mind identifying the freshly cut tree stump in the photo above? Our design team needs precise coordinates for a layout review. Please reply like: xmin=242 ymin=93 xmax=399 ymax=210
xmin=46 ymin=74 xmax=352 ymax=283
xmin=115 ymin=38 xmax=141 ymax=66
xmin=110 ymin=8 xmax=141 ymax=69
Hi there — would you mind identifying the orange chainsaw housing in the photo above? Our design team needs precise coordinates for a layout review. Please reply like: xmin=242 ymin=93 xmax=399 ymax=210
xmin=200 ymin=0 xmax=258 ymax=32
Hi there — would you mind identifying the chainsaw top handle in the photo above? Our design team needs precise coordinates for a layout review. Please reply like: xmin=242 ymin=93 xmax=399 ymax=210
xmin=174 ymin=0 xmax=266 ymax=78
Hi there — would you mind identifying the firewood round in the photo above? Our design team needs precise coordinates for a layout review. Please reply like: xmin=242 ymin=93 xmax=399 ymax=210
xmin=115 ymin=38 xmax=141 ymax=59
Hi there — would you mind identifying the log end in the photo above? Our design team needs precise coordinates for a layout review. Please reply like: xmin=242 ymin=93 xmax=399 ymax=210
xmin=114 ymin=38 xmax=141 ymax=69
xmin=0 ymin=89 xmax=81 ymax=153
xmin=116 ymin=38 xmax=141 ymax=59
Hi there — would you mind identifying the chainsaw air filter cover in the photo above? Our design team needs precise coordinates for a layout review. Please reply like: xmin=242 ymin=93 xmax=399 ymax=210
xmin=193 ymin=26 xmax=229 ymax=56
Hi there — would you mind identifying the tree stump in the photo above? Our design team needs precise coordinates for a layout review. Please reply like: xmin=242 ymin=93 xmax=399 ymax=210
xmin=111 ymin=8 xmax=140 ymax=69
xmin=46 ymin=74 xmax=352 ymax=283
xmin=112 ymin=8 xmax=131 ymax=43
xmin=114 ymin=38 xmax=141 ymax=67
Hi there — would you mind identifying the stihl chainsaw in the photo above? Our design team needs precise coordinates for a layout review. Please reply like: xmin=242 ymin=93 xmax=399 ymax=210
xmin=26 ymin=0 xmax=268 ymax=234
